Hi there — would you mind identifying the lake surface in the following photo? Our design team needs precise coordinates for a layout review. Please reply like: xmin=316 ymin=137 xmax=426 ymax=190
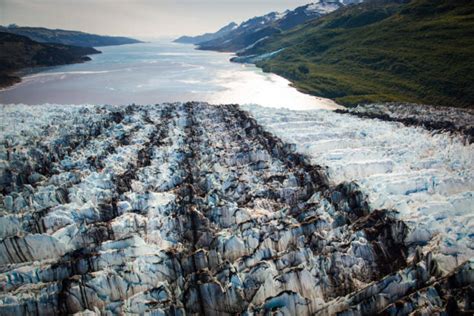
xmin=0 ymin=40 xmax=338 ymax=110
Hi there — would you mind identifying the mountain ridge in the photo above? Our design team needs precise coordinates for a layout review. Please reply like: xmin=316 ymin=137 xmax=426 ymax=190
xmin=175 ymin=1 xmax=352 ymax=52
xmin=0 ymin=25 xmax=143 ymax=47
xmin=174 ymin=22 xmax=238 ymax=44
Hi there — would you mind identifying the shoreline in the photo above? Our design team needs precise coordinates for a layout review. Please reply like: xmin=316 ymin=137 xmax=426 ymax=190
xmin=0 ymin=55 xmax=96 ymax=91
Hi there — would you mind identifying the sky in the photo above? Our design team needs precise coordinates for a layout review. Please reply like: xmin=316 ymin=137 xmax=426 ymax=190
xmin=0 ymin=0 xmax=312 ymax=38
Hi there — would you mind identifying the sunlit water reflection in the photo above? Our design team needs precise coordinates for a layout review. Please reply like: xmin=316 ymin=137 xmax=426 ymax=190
xmin=0 ymin=40 xmax=339 ymax=110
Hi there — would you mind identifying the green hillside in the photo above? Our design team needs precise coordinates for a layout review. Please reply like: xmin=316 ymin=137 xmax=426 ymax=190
xmin=241 ymin=0 xmax=474 ymax=108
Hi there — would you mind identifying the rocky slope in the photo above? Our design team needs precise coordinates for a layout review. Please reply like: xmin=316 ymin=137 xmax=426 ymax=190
xmin=0 ymin=102 xmax=472 ymax=315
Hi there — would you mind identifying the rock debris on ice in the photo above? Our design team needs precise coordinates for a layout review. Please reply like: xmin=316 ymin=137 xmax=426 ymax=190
xmin=243 ymin=104 xmax=473 ymax=273
xmin=0 ymin=102 xmax=472 ymax=315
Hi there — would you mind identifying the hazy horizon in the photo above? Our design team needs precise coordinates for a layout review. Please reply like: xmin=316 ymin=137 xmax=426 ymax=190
xmin=0 ymin=0 xmax=312 ymax=38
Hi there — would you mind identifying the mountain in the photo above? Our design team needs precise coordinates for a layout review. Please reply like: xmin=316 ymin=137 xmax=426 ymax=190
xmin=0 ymin=25 xmax=142 ymax=47
xmin=175 ymin=1 xmax=348 ymax=52
xmin=0 ymin=32 xmax=100 ymax=88
xmin=235 ymin=0 xmax=474 ymax=108
xmin=174 ymin=22 xmax=238 ymax=44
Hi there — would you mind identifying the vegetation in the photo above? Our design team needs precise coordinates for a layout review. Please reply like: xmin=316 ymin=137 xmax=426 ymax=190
xmin=0 ymin=25 xmax=142 ymax=47
xmin=242 ymin=0 xmax=474 ymax=108
xmin=0 ymin=32 xmax=100 ymax=88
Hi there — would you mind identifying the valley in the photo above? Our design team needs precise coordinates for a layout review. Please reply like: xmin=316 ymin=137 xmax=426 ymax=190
xmin=0 ymin=1 xmax=472 ymax=315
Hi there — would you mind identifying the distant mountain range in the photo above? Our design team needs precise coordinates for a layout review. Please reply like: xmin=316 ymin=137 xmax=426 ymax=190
xmin=175 ymin=0 xmax=358 ymax=52
xmin=174 ymin=22 xmax=238 ymax=45
xmin=0 ymin=25 xmax=142 ymax=47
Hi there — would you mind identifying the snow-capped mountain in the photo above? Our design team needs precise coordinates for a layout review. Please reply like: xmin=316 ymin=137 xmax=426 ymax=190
xmin=174 ymin=22 xmax=238 ymax=44
xmin=175 ymin=1 xmax=357 ymax=52
xmin=275 ymin=0 xmax=343 ymax=30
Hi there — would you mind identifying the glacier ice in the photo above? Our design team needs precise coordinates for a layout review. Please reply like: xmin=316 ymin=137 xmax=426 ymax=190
xmin=243 ymin=104 xmax=474 ymax=273
xmin=0 ymin=102 xmax=472 ymax=315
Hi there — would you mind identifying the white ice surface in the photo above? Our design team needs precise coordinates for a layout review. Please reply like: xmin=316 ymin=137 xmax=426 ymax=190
xmin=244 ymin=105 xmax=474 ymax=271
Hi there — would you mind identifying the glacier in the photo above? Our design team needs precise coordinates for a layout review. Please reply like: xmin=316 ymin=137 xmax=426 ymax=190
xmin=0 ymin=102 xmax=472 ymax=315
xmin=243 ymin=104 xmax=474 ymax=273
